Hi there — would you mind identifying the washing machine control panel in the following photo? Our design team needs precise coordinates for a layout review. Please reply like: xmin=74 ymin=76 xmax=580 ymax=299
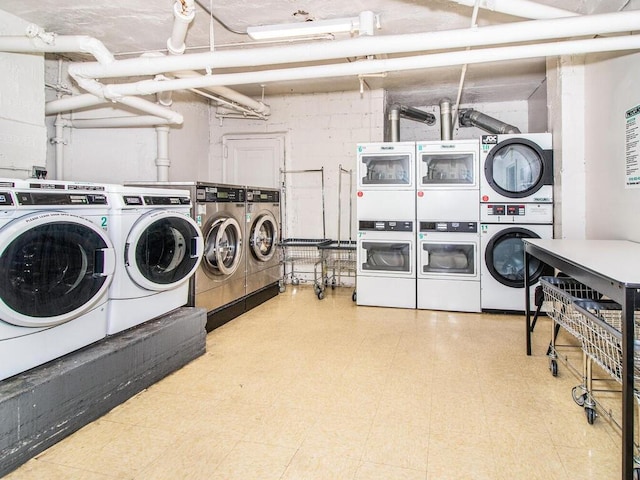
xmin=247 ymin=189 xmax=279 ymax=202
xmin=420 ymin=221 xmax=477 ymax=233
xmin=485 ymin=204 xmax=526 ymax=216
xmin=15 ymin=191 xmax=108 ymax=206
xmin=196 ymin=186 xmax=245 ymax=203
xmin=359 ymin=220 xmax=413 ymax=232
xmin=0 ymin=192 xmax=13 ymax=205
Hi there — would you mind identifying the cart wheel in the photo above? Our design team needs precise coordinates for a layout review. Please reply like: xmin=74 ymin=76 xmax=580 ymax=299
xmin=549 ymin=358 xmax=558 ymax=377
xmin=585 ymin=407 xmax=597 ymax=425
xmin=331 ymin=280 xmax=336 ymax=290
xmin=352 ymin=291 xmax=357 ymax=302
xmin=317 ymin=290 xmax=325 ymax=300
xmin=292 ymin=278 xmax=300 ymax=286
xmin=279 ymin=284 xmax=286 ymax=293
xmin=633 ymin=467 xmax=640 ymax=480
xmin=571 ymin=386 xmax=586 ymax=407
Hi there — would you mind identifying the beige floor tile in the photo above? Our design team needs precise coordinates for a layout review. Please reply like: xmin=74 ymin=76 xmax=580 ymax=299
xmin=354 ymin=462 xmax=427 ymax=480
xmin=363 ymin=420 xmax=430 ymax=471
xmin=3 ymin=459 xmax=115 ymax=480
xmin=281 ymin=449 xmax=360 ymax=480
xmin=208 ymin=441 xmax=296 ymax=480
xmin=5 ymin=287 xmax=624 ymax=480
xmin=300 ymin=413 xmax=373 ymax=459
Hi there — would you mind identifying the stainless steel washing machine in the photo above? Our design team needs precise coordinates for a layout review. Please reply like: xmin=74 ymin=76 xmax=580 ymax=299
xmin=125 ymin=182 xmax=246 ymax=316
xmin=245 ymin=187 xmax=281 ymax=298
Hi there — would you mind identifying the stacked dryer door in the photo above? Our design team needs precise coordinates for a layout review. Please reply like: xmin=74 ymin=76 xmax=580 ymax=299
xmin=356 ymin=142 xmax=416 ymax=308
xmin=479 ymin=133 xmax=554 ymax=312
xmin=416 ymin=140 xmax=481 ymax=312
xmin=106 ymin=186 xmax=203 ymax=334
xmin=246 ymin=187 xmax=280 ymax=297
xmin=0 ymin=180 xmax=115 ymax=381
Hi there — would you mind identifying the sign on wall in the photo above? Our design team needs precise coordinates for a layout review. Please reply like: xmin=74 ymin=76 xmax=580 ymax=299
xmin=625 ymin=104 xmax=640 ymax=188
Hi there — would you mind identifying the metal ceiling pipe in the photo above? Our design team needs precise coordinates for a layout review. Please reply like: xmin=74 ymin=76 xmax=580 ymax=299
xmin=57 ymin=10 xmax=640 ymax=80
xmin=459 ymin=108 xmax=521 ymax=134
xmin=440 ymin=99 xmax=453 ymax=141
xmin=450 ymin=0 xmax=578 ymax=19
xmin=398 ymin=105 xmax=437 ymax=125
xmin=389 ymin=105 xmax=400 ymax=142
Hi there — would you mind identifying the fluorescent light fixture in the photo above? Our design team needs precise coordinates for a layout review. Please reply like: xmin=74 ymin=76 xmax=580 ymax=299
xmin=247 ymin=11 xmax=378 ymax=40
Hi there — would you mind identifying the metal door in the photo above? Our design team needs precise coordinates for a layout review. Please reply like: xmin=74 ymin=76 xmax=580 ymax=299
xmin=249 ymin=211 xmax=278 ymax=262
xmin=126 ymin=210 xmax=203 ymax=290
xmin=202 ymin=216 xmax=243 ymax=277
xmin=0 ymin=212 xmax=115 ymax=326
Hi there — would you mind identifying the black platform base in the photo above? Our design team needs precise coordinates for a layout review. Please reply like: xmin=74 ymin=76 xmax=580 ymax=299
xmin=0 ymin=307 xmax=207 ymax=478
xmin=206 ymin=282 xmax=279 ymax=332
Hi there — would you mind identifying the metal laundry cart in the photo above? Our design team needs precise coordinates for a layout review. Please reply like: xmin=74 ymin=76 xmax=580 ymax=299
xmin=280 ymin=238 xmax=330 ymax=293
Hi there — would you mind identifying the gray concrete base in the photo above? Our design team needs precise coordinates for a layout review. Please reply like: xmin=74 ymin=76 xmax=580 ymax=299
xmin=0 ymin=307 xmax=206 ymax=478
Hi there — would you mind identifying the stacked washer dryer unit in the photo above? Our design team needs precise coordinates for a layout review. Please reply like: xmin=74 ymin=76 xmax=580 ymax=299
xmin=356 ymin=142 xmax=416 ymax=309
xmin=125 ymin=182 xmax=247 ymax=331
xmin=245 ymin=187 xmax=281 ymax=308
xmin=105 ymin=185 xmax=203 ymax=335
xmin=479 ymin=133 xmax=554 ymax=312
xmin=416 ymin=139 xmax=481 ymax=312
xmin=0 ymin=178 xmax=115 ymax=381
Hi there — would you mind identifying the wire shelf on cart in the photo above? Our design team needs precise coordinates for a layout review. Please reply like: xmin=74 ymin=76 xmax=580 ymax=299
xmin=573 ymin=299 xmax=640 ymax=387
xmin=318 ymin=241 xmax=357 ymax=301
xmin=280 ymin=238 xmax=331 ymax=293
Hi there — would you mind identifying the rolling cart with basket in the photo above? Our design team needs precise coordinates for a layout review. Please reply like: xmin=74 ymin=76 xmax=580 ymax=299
xmin=280 ymin=238 xmax=331 ymax=295
xmin=318 ymin=240 xmax=357 ymax=301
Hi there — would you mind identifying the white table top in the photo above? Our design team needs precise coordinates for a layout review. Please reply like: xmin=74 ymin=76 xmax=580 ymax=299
xmin=524 ymin=239 xmax=640 ymax=287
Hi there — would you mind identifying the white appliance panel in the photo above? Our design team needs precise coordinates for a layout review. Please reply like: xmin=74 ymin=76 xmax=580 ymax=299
xmin=480 ymin=202 xmax=553 ymax=224
xmin=356 ymin=190 xmax=415 ymax=221
xmin=417 ymin=278 xmax=480 ymax=312
xmin=416 ymin=189 xmax=479 ymax=222
xmin=357 ymin=276 xmax=416 ymax=309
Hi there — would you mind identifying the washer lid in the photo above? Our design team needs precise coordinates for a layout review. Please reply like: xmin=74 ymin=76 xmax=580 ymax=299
xmin=0 ymin=211 xmax=115 ymax=327
xmin=485 ymin=138 xmax=551 ymax=198
xmin=249 ymin=211 xmax=278 ymax=262
xmin=125 ymin=210 xmax=204 ymax=291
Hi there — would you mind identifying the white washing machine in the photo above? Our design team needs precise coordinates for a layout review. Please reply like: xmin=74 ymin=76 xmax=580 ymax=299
xmin=356 ymin=142 xmax=416 ymax=221
xmin=105 ymin=185 xmax=203 ymax=335
xmin=480 ymin=210 xmax=554 ymax=312
xmin=416 ymin=139 xmax=480 ymax=221
xmin=246 ymin=187 xmax=281 ymax=297
xmin=417 ymin=221 xmax=480 ymax=312
xmin=356 ymin=220 xmax=415 ymax=309
xmin=0 ymin=179 xmax=115 ymax=381
xmin=480 ymin=133 xmax=553 ymax=204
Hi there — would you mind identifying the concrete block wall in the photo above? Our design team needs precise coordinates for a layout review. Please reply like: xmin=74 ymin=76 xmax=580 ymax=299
xmin=0 ymin=10 xmax=47 ymax=178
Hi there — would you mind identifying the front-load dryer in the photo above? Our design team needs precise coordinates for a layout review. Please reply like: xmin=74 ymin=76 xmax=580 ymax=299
xmin=0 ymin=179 xmax=115 ymax=381
xmin=480 ymin=133 xmax=553 ymax=204
xmin=480 ymin=221 xmax=553 ymax=312
xmin=246 ymin=187 xmax=281 ymax=297
xmin=105 ymin=185 xmax=203 ymax=335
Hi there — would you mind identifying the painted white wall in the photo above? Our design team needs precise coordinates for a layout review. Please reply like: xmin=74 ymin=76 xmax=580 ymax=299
xmin=398 ymin=100 xmax=530 ymax=142
xmin=0 ymin=9 xmax=46 ymax=179
xmin=210 ymin=89 xmax=385 ymax=242
xmin=547 ymin=55 xmax=587 ymax=240
xmin=583 ymin=51 xmax=640 ymax=242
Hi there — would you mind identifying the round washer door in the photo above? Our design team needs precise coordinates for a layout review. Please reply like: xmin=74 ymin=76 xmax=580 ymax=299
xmin=0 ymin=211 xmax=115 ymax=327
xmin=249 ymin=211 xmax=278 ymax=262
xmin=485 ymin=138 xmax=549 ymax=199
xmin=125 ymin=210 xmax=204 ymax=291
xmin=202 ymin=216 xmax=243 ymax=276
xmin=485 ymin=227 xmax=552 ymax=288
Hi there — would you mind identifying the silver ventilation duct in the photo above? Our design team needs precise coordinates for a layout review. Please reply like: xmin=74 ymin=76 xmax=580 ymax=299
xmin=439 ymin=98 xmax=453 ymax=140
xmin=459 ymin=108 xmax=521 ymax=134
xmin=388 ymin=104 xmax=436 ymax=142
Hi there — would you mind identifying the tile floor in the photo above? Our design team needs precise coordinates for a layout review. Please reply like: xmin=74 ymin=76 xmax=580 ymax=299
xmin=5 ymin=286 xmax=624 ymax=479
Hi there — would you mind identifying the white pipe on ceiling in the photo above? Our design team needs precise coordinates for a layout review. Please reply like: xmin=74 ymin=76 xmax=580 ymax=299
xmin=167 ymin=0 xmax=195 ymax=55
xmin=45 ymin=93 xmax=107 ymax=115
xmin=94 ymin=35 xmax=640 ymax=97
xmin=450 ymin=0 xmax=578 ymax=19
xmin=63 ymin=116 xmax=175 ymax=128
xmin=65 ymin=10 xmax=640 ymax=80
xmin=155 ymin=126 xmax=171 ymax=182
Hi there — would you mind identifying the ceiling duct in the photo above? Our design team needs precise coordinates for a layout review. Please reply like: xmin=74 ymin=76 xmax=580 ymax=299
xmin=389 ymin=104 xmax=436 ymax=142
xmin=459 ymin=108 xmax=521 ymax=134
xmin=440 ymin=98 xmax=453 ymax=141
